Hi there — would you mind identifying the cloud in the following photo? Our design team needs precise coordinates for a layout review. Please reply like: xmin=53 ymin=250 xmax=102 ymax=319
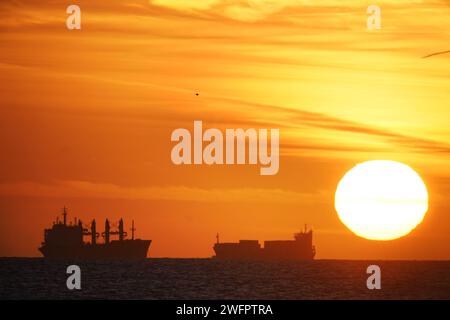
xmin=0 ymin=180 xmax=326 ymax=204
xmin=211 ymin=96 xmax=450 ymax=156
xmin=149 ymin=0 xmax=304 ymax=21
xmin=149 ymin=0 xmax=429 ymax=21
xmin=151 ymin=0 xmax=221 ymax=10
xmin=223 ymin=0 xmax=293 ymax=21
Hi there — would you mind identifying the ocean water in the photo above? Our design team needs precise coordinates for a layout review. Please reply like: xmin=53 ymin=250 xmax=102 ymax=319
xmin=1 ymin=258 xmax=449 ymax=299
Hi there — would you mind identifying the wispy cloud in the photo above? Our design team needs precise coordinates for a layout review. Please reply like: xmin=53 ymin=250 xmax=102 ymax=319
xmin=422 ymin=50 xmax=450 ymax=58
xmin=209 ymin=96 xmax=450 ymax=156
xmin=149 ymin=0 xmax=432 ymax=21
xmin=0 ymin=180 xmax=326 ymax=204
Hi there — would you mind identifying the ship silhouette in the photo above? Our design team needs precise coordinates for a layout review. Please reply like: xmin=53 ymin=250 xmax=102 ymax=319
xmin=39 ymin=207 xmax=151 ymax=259
xmin=213 ymin=225 xmax=315 ymax=260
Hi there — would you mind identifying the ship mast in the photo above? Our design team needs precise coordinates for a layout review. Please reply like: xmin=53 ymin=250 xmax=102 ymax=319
xmin=104 ymin=219 xmax=110 ymax=244
xmin=62 ymin=206 xmax=67 ymax=226
xmin=119 ymin=218 xmax=124 ymax=241
xmin=131 ymin=220 xmax=135 ymax=240
xmin=91 ymin=219 xmax=97 ymax=245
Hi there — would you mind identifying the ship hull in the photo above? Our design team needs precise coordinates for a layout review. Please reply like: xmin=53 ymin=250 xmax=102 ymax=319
xmin=39 ymin=239 xmax=151 ymax=260
xmin=213 ymin=246 xmax=315 ymax=261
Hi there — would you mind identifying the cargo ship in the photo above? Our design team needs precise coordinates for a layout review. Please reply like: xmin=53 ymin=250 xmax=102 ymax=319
xmin=39 ymin=207 xmax=151 ymax=259
xmin=213 ymin=226 xmax=315 ymax=260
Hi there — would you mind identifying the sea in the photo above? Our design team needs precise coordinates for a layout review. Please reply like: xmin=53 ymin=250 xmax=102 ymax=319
xmin=1 ymin=258 xmax=449 ymax=299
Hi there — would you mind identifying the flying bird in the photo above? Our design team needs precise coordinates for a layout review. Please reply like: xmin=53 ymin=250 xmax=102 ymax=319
xmin=422 ymin=50 xmax=450 ymax=59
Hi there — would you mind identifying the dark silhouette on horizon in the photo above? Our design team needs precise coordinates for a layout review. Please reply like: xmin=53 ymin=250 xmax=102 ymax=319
xmin=422 ymin=50 xmax=450 ymax=58
xmin=213 ymin=225 xmax=316 ymax=261
xmin=39 ymin=207 xmax=151 ymax=259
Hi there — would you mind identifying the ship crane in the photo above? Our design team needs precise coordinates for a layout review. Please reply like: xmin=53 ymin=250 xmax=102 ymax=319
xmin=101 ymin=218 xmax=128 ymax=243
xmin=81 ymin=220 xmax=100 ymax=244
xmin=101 ymin=219 xmax=111 ymax=244
xmin=131 ymin=220 xmax=136 ymax=240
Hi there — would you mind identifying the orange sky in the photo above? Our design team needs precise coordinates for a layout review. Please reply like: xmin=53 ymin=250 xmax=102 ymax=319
xmin=0 ymin=0 xmax=449 ymax=259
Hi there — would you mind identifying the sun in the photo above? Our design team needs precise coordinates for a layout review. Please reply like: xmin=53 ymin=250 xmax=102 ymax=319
xmin=334 ymin=160 xmax=429 ymax=240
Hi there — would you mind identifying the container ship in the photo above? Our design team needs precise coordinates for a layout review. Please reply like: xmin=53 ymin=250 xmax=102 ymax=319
xmin=39 ymin=207 xmax=151 ymax=259
xmin=213 ymin=226 xmax=316 ymax=260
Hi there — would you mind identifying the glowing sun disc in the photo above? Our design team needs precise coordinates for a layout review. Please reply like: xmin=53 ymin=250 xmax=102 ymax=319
xmin=334 ymin=160 xmax=428 ymax=240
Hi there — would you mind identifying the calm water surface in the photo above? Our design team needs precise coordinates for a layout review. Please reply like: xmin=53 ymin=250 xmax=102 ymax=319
xmin=1 ymin=258 xmax=449 ymax=299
